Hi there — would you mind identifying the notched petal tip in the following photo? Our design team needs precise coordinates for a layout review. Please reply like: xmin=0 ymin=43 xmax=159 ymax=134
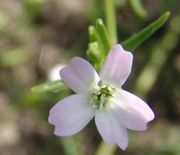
xmin=113 ymin=90 xmax=155 ymax=131
xmin=100 ymin=44 xmax=133 ymax=87
xmin=111 ymin=44 xmax=133 ymax=57
xmin=48 ymin=113 xmax=53 ymax=125
xmin=54 ymin=126 xmax=75 ymax=137
xmin=119 ymin=143 xmax=128 ymax=150
xmin=111 ymin=44 xmax=124 ymax=52
xmin=147 ymin=110 xmax=155 ymax=122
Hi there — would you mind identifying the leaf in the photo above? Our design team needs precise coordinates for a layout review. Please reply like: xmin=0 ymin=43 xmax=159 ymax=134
xmin=31 ymin=80 xmax=68 ymax=93
xmin=122 ymin=12 xmax=170 ymax=51
xmin=135 ymin=13 xmax=180 ymax=97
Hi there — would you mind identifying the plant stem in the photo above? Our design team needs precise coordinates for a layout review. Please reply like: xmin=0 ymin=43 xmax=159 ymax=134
xmin=104 ymin=0 xmax=118 ymax=45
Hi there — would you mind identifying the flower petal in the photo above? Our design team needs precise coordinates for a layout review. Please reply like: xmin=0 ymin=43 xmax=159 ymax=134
xmin=48 ymin=94 xmax=95 ymax=136
xmin=112 ymin=90 xmax=154 ymax=131
xmin=95 ymin=110 xmax=128 ymax=150
xmin=60 ymin=57 xmax=100 ymax=93
xmin=100 ymin=44 xmax=133 ymax=87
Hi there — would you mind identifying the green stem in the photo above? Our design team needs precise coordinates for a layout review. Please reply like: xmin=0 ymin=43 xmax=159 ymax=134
xmin=104 ymin=0 xmax=118 ymax=45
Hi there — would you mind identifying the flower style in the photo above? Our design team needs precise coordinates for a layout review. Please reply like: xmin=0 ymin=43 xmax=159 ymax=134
xmin=48 ymin=44 xmax=154 ymax=150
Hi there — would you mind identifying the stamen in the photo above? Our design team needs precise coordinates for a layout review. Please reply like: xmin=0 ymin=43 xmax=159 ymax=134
xmin=90 ymin=81 xmax=115 ymax=110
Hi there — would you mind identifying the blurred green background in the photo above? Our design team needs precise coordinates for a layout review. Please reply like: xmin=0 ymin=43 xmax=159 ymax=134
xmin=0 ymin=0 xmax=179 ymax=155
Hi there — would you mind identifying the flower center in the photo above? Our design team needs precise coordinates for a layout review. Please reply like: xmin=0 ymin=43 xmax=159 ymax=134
xmin=90 ymin=80 xmax=116 ymax=110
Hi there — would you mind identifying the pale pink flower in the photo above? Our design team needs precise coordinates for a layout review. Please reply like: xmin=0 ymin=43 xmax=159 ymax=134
xmin=48 ymin=44 xmax=154 ymax=150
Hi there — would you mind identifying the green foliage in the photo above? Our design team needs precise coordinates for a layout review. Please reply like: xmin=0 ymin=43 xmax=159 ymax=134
xmin=0 ymin=0 xmax=178 ymax=154
xmin=91 ymin=12 xmax=171 ymax=155
xmin=122 ymin=12 xmax=170 ymax=51
xmin=32 ymin=12 xmax=170 ymax=93
xmin=96 ymin=19 xmax=111 ymax=52
xmin=31 ymin=80 xmax=69 ymax=93
xmin=87 ymin=19 xmax=111 ymax=70
xmin=135 ymin=12 xmax=180 ymax=97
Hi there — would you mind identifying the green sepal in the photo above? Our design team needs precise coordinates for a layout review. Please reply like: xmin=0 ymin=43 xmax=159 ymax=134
xmin=87 ymin=19 xmax=111 ymax=70
xmin=96 ymin=18 xmax=111 ymax=53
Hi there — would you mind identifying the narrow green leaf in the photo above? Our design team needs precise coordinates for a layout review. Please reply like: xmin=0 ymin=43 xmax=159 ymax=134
xmin=31 ymin=80 xmax=68 ymax=93
xmin=122 ymin=12 xmax=170 ymax=51
xmin=96 ymin=18 xmax=111 ymax=53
